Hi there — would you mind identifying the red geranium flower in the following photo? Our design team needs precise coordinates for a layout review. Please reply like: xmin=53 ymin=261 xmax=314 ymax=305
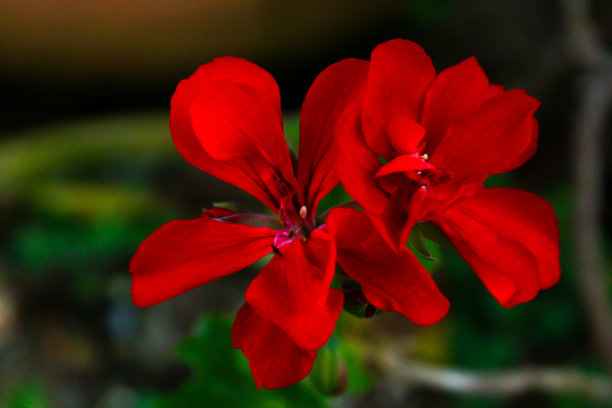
xmin=129 ymin=56 xmax=449 ymax=389
xmin=336 ymin=39 xmax=561 ymax=307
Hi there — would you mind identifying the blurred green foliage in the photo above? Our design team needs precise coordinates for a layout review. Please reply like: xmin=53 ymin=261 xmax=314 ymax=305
xmin=0 ymin=111 xmax=609 ymax=408
xmin=1 ymin=114 xmax=180 ymax=301
xmin=0 ymin=381 xmax=49 ymax=408
xmin=0 ymin=113 xmax=174 ymax=200
xmin=149 ymin=314 xmax=329 ymax=408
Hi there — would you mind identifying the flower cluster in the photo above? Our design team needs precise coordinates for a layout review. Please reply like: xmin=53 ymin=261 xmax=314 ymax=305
xmin=129 ymin=40 xmax=560 ymax=389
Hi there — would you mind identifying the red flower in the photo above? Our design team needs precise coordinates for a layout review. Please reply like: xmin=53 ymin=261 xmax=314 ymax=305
xmin=336 ymin=39 xmax=561 ymax=307
xmin=129 ymin=56 xmax=449 ymax=389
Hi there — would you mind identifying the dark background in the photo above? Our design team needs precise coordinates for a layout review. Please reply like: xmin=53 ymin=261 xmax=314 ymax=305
xmin=0 ymin=1 xmax=611 ymax=407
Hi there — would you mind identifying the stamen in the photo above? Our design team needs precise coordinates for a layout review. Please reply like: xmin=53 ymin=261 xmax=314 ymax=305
xmin=299 ymin=206 xmax=308 ymax=219
xmin=421 ymin=153 xmax=429 ymax=161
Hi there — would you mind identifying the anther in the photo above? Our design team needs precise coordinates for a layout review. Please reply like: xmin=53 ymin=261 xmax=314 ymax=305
xmin=421 ymin=153 xmax=429 ymax=161
xmin=299 ymin=206 xmax=308 ymax=219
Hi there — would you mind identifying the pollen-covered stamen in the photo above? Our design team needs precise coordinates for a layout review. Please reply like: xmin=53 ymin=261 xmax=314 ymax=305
xmin=276 ymin=195 xmax=315 ymax=249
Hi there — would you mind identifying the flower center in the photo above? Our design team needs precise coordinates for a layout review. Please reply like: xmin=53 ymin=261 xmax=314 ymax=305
xmin=274 ymin=194 xmax=314 ymax=249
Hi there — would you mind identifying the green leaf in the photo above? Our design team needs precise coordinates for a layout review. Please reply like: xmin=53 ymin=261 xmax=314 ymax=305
xmin=418 ymin=222 xmax=452 ymax=248
xmin=283 ymin=114 xmax=300 ymax=154
xmin=333 ymin=276 xmax=382 ymax=318
xmin=408 ymin=225 xmax=437 ymax=261
xmin=211 ymin=202 xmax=240 ymax=212
xmin=342 ymin=295 xmax=369 ymax=318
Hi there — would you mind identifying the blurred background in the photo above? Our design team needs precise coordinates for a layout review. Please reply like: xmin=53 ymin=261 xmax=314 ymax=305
xmin=1 ymin=0 xmax=611 ymax=407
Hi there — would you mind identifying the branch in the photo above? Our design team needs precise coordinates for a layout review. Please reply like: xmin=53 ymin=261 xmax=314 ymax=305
xmin=561 ymin=0 xmax=606 ymax=65
xmin=562 ymin=0 xmax=612 ymax=371
xmin=573 ymin=66 xmax=612 ymax=371
xmin=377 ymin=350 xmax=612 ymax=402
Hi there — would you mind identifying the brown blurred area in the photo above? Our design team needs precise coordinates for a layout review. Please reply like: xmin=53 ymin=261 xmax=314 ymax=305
xmin=0 ymin=0 xmax=402 ymax=130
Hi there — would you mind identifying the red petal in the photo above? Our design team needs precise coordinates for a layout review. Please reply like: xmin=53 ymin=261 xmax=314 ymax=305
xmin=433 ymin=188 xmax=560 ymax=307
xmin=232 ymin=303 xmax=316 ymax=390
xmin=362 ymin=39 xmax=436 ymax=158
xmin=494 ymin=116 xmax=539 ymax=174
xmin=364 ymin=180 xmax=439 ymax=251
xmin=367 ymin=195 xmax=410 ymax=250
xmin=298 ymin=58 xmax=369 ymax=212
xmin=370 ymin=181 xmax=452 ymax=251
xmin=336 ymin=106 xmax=390 ymax=214
xmin=129 ymin=217 xmax=276 ymax=307
xmin=387 ymin=116 xmax=426 ymax=155
xmin=421 ymin=57 xmax=502 ymax=155
xmin=245 ymin=229 xmax=343 ymax=350
xmin=328 ymin=208 xmax=449 ymax=325
xmin=189 ymin=82 xmax=291 ymax=168
xmin=170 ymin=57 xmax=297 ymax=211
xmin=430 ymin=89 xmax=540 ymax=184
xmin=375 ymin=154 xmax=435 ymax=178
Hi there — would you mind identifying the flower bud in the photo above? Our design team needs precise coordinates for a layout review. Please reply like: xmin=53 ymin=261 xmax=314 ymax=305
xmin=333 ymin=274 xmax=383 ymax=318
xmin=309 ymin=346 xmax=346 ymax=396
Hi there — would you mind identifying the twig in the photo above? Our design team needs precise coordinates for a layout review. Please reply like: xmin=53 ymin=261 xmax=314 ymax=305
xmin=377 ymin=350 xmax=612 ymax=402
xmin=562 ymin=0 xmax=612 ymax=372
xmin=574 ymin=66 xmax=612 ymax=371
xmin=561 ymin=0 xmax=606 ymax=65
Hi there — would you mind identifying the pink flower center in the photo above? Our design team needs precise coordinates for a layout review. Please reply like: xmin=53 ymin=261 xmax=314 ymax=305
xmin=274 ymin=195 xmax=314 ymax=249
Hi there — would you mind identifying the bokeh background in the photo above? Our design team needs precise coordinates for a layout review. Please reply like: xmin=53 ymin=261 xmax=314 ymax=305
xmin=1 ymin=1 xmax=611 ymax=407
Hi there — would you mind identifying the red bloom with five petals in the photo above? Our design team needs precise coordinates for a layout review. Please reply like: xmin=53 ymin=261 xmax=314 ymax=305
xmin=129 ymin=55 xmax=449 ymax=389
xmin=336 ymin=39 xmax=561 ymax=307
